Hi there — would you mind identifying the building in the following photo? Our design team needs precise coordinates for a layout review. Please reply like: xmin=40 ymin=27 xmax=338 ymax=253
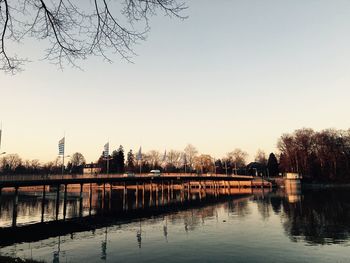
xmin=83 ymin=163 xmax=101 ymax=175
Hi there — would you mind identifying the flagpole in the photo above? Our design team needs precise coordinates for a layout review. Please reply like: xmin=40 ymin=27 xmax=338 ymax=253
xmin=62 ymin=135 xmax=65 ymax=176
xmin=62 ymin=153 xmax=65 ymax=176
xmin=137 ymin=147 xmax=142 ymax=175
xmin=107 ymin=157 xmax=110 ymax=175
xmin=59 ymin=134 xmax=65 ymax=176
xmin=103 ymin=141 xmax=110 ymax=175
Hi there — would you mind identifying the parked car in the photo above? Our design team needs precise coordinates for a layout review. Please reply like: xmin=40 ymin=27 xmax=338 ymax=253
xmin=149 ymin=169 xmax=161 ymax=177
xmin=123 ymin=172 xmax=135 ymax=177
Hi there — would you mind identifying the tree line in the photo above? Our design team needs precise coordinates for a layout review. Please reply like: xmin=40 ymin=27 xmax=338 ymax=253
xmin=0 ymin=144 xmax=280 ymax=177
xmin=2 ymin=128 xmax=349 ymax=181
xmin=278 ymin=128 xmax=350 ymax=182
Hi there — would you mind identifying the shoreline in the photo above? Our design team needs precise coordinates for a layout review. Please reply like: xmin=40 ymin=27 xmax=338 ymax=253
xmin=0 ymin=255 xmax=43 ymax=263
xmin=302 ymin=183 xmax=350 ymax=189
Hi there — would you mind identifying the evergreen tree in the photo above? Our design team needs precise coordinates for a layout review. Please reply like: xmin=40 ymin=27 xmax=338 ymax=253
xmin=267 ymin=153 xmax=279 ymax=177
xmin=215 ymin=159 xmax=224 ymax=174
xmin=110 ymin=150 xmax=119 ymax=173
xmin=97 ymin=152 xmax=107 ymax=173
xmin=126 ymin=149 xmax=135 ymax=172
xmin=116 ymin=145 xmax=125 ymax=173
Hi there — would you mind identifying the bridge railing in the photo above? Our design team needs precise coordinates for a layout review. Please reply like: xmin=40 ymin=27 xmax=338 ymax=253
xmin=0 ymin=173 xmax=126 ymax=182
xmin=0 ymin=173 xmax=253 ymax=182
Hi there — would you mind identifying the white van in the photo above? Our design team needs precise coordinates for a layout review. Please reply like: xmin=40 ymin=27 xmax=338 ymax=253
xmin=149 ymin=169 xmax=161 ymax=176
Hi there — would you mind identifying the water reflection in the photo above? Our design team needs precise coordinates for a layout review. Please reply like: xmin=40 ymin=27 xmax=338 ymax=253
xmin=1 ymin=184 xmax=350 ymax=262
xmin=0 ymin=184 xmax=255 ymax=228
xmin=0 ymin=184 xmax=254 ymax=247
xmin=281 ymin=188 xmax=350 ymax=245
xmin=101 ymin=227 xmax=107 ymax=261
xmin=247 ymin=184 xmax=350 ymax=245
xmin=137 ymin=220 xmax=142 ymax=248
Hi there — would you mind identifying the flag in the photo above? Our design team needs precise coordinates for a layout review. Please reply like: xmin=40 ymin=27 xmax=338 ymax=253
xmin=58 ymin=137 xmax=65 ymax=155
xmin=136 ymin=147 xmax=142 ymax=161
xmin=103 ymin=142 xmax=109 ymax=158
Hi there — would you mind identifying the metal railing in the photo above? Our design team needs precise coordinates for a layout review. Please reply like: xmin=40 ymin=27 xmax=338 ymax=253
xmin=0 ymin=172 xmax=253 ymax=182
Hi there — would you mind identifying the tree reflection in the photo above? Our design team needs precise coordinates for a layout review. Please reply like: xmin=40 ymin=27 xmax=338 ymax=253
xmin=101 ymin=227 xmax=107 ymax=260
xmin=137 ymin=220 xmax=142 ymax=248
xmin=163 ymin=219 xmax=168 ymax=242
xmin=282 ymin=189 xmax=350 ymax=245
xmin=227 ymin=198 xmax=251 ymax=218
xmin=269 ymin=194 xmax=283 ymax=214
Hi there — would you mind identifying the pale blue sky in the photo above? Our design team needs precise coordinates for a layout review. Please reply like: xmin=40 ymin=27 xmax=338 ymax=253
xmin=1 ymin=0 xmax=350 ymax=162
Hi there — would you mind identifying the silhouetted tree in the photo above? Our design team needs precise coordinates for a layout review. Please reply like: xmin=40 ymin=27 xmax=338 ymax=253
xmin=116 ymin=145 xmax=125 ymax=173
xmin=166 ymin=150 xmax=182 ymax=172
xmin=142 ymin=150 xmax=161 ymax=170
xmin=0 ymin=154 xmax=22 ymax=174
xmin=193 ymin=154 xmax=214 ymax=174
xmin=126 ymin=149 xmax=135 ymax=172
xmin=227 ymin=149 xmax=248 ymax=170
xmin=110 ymin=150 xmax=118 ymax=173
xmin=70 ymin=152 xmax=86 ymax=174
xmin=215 ymin=159 xmax=224 ymax=174
xmin=278 ymin=128 xmax=350 ymax=181
xmin=0 ymin=0 xmax=187 ymax=73
xmin=109 ymin=146 xmax=125 ymax=173
xmin=267 ymin=153 xmax=279 ymax=177
xmin=97 ymin=151 xmax=108 ymax=173
xmin=255 ymin=149 xmax=267 ymax=166
xmin=184 ymin=144 xmax=198 ymax=171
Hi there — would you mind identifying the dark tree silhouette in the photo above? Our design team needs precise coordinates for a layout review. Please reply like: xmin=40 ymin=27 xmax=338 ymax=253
xmin=126 ymin=149 xmax=135 ymax=171
xmin=278 ymin=128 xmax=350 ymax=182
xmin=69 ymin=152 xmax=86 ymax=173
xmin=97 ymin=151 xmax=108 ymax=173
xmin=109 ymin=145 xmax=125 ymax=173
xmin=0 ymin=0 xmax=187 ymax=73
xmin=267 ymin=152 xmax=279 ymax=177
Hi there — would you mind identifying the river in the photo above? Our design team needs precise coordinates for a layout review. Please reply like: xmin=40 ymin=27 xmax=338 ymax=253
xmin=0 ymin=184 xmax=349 ymax=262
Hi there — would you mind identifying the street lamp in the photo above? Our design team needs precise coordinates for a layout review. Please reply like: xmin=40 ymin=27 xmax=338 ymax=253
xmin=103 ymin=156 xmax=113 ymax=175
xmin=60 ymin=155 xmax=70 ymax=175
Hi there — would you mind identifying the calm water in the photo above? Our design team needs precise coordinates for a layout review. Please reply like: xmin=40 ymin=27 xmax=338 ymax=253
xmin=0 ymin=185 xmax=350 ymax=263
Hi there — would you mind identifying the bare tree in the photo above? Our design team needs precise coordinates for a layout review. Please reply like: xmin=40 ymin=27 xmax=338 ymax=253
xmin=167 ymin=149 xmax=182 ymax=169
xmin=193 ymin=154 xmax=213 ymax=174
xmin=278 ymin=128 xmax=350 ymax=181
xmin=70 ymin=152 xmax=86 ymax=166
xmin=255 ymin=149 xmax=267 ymax=166
xmin=227 ymin=149 xmax=248 ymax=169
xmin=0 ymin=0 xmax=187 ymax=73
xmin=184 ymin=144 xmax=197 ymax=170
xmin=147 ymin=150 xmax=160 ymax=168
xmin=0 ymin=153 xmax=22 ymax=172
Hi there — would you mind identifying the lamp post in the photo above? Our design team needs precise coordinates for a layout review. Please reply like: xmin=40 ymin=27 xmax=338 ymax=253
xmin=104 ymin=156 xmax=113 ymax=175
xmin=224 ymin=160 xmax=228 ymax=176
xmin=61 ymin=155 xmax=70 ymax=176
xmin=213 ymin=157 xmax=217 ymax=176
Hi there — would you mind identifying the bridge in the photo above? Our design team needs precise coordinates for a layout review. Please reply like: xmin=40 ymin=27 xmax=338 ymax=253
xmin=0 ymin=173 xmax=272 ymax=228
xmin=0 ymin=173 xmax=256 ymax=188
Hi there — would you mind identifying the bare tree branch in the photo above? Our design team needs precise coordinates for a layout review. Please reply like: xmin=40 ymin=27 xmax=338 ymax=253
xmin=0 ymin=0 xmax=187 ymax=73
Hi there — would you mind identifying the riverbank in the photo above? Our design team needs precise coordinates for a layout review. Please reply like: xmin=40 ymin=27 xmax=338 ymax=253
xmin=269 ymin=176 xmax=350 ymax=189
xmin=0 ymin=255 xmax=44 ymax=263
xmin=302 ymin=183 xmax=350 ymax=189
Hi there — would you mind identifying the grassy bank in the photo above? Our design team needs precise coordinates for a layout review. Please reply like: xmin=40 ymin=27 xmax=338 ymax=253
xmin=0 ymin=256 xmax=44 ymax=263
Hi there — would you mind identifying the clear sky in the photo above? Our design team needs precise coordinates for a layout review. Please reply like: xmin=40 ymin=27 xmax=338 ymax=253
xmin=1 ymin=0 xmax=350 ymax=163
